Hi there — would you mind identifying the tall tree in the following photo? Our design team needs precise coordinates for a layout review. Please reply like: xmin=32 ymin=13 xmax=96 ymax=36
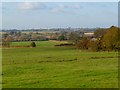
xmin=69 ymin=32 xmax=81 ymax=45
xmin=102 ymin=26 xmax=120 ymax=50
xmin=94 ymin=28 xmax=106 ymax=38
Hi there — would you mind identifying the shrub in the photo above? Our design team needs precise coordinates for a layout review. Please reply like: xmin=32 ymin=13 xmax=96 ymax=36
xmin=30 ymin=42 xmax=36 ymax=47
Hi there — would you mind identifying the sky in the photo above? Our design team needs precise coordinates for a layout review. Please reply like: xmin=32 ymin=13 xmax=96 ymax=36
xmin=1 ymin=2 xmax=118 ymax=29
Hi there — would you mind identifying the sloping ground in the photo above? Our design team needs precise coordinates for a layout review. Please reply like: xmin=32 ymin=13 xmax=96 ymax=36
xmin=2 ymin=41 xmax=118 ymax=88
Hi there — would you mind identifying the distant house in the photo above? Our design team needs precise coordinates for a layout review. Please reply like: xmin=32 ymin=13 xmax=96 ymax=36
xmin=84 ymin=32 xmax=94 ymax=37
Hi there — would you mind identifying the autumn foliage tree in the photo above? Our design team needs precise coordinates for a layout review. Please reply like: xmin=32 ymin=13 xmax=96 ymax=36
xmin=69 ymin=26 xmax=120 ymax=51
xmin=79 ymin=37 xmax=90 ymax=50
xmin=102 ymin=26 xmax=120 ymax=51
xmin=94 ymin=28 xmax=106 ymax=38
xmin=88 ymin=39 xmax=102 ymax=51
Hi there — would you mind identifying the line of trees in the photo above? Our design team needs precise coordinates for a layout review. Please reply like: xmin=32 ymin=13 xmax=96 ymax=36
xmin=2 ymin=34 xmax=12 ymax=47
xmin=2 ymin=26 xmax=120 ymax=51
xmin=69 ymin=26 xmax=120 ymax=51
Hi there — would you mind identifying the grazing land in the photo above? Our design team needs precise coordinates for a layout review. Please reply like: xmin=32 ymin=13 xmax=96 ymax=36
xmin=2 ymin=41 xmax=118 ymax=88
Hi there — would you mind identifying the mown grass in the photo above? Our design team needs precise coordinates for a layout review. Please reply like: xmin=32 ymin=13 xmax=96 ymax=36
xmin=2 ymin=41 xmax=118 ymax=88
xmin=10 ymin=40 xmax=68 ymax=47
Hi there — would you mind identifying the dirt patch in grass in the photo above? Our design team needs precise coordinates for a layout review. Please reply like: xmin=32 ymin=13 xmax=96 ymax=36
xmin=90 ymin=56 xmax=117 ymax=59
xmin=55 ymin=43 xmax=74 ymax=47
xmin=38 ymin=58 xmax=77 ymax=63
xmin=2 ymin=45 xmax=30 ymax=48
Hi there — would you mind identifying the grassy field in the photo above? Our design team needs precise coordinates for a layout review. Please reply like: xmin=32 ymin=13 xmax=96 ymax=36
xmin=2 ymin=41 xmax=118 ymax=88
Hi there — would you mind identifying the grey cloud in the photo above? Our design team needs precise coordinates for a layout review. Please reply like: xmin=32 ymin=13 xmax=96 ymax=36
xmin=18 ymin=2 xmax=47 ymax=10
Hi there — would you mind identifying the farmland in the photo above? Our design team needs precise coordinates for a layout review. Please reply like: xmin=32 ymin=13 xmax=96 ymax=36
xmin=2 ymin=41 xmax=118 ymax=88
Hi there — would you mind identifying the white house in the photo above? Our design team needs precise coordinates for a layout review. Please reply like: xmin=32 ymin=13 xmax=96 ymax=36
xmin=84 ymin=32 xmax=94 ymax=37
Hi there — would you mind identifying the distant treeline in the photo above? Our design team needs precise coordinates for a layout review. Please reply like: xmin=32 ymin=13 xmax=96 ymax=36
xmin=1 ymin=26 xmax=120 ymax=51
xmin=69 ymin=26 xmax=120 ymax=51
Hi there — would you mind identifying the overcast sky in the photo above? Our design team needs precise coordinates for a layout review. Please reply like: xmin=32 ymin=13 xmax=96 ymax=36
xmin=1 ymin=2 xmax=118 ymax=29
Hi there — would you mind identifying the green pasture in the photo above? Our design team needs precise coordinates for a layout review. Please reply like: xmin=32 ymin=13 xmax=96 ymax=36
xmin=10 ymin=40 xmax=68 ymax=47
xmin=2 ymin=41 xmax=118 ymax=88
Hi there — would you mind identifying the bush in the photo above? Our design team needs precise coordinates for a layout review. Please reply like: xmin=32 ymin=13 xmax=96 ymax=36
xmin=58 ymin=35 xmax=65 ymax=41
xmin=2 ymin=41 xmax=11 ymax=47
xmin=30 ymin=42 xmax=36 ymax=47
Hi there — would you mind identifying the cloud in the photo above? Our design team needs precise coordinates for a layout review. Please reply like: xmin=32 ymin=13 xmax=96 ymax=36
xmin=18 ymin=2 xmax=82 ymax=14
xmin=51 ymin=8 xmax=64 ymax=13
xmin=19 ymin=2 xmax=47 ymax=10
xmin=51 ymin=4 xmax=66 ymax=13
xmin=50 ymin=3 xmax=81 ymax=13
